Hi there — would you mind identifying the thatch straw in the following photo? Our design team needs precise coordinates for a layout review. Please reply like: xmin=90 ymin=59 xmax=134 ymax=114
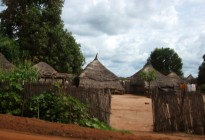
xmin=130 ymin=61 xmax=175 ymax=89
xmin=32 ymin=62 xmax=58 ymax=77
xmin=167 ymin=72 xmax=184 ymax=85
xmin=0 ymin=53 xmax=15 ymax=71
xmin=79 ymin=55 xmax=124 ymax=92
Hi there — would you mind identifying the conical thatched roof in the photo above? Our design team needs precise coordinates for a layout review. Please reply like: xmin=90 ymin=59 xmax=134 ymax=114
xmin=130 ymin=61 xmax=175 ymax=88
xmin=32 ymin=62 xmax=58 ymax=77
xmin=79 ymin=55 xmax=124 ymax=92
xmin=0 ymin=53 xmax=15 ymax=71
xmin=185 ymin=74 xmax=197 ymax=84
xmin=167 ymin=72 xmax=184 ymax=85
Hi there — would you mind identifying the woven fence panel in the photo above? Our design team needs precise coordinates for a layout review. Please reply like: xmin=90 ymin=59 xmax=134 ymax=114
xmin=152 ymin=88 xmax=205 ymax=134
xmin=65 ymin=87 xmax=111 ymax=124
xmin=0 ymin=82 xmax=111 ymax=124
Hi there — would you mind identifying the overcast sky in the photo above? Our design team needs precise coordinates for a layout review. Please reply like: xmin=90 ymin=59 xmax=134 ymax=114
xmin=1 ymin=0 xmax=205 ymax=78
xmin=61 ymin=0 xmax=205 ymax=78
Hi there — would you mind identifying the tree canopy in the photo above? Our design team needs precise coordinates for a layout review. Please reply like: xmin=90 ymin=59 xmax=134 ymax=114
xmin=0 ymin=32 xmax=20 ymax=62
xmin=198 ymin=54 xmax=205 ymax=85
xmin=0 ymin=0 xmax=85 ymax=74
xmin=150 ymin=47 xmax=183 ymax=76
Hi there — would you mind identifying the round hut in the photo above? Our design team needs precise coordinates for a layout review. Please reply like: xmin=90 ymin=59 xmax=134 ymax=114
xmin=167 ymin=72 xmax=184 ymax=85
xmin=129 ymin=61 xmax=175 ymax=94
xmin=78 ymin=54 xmax=124 ymax=94
xmin=32 ymin=62 xmax=58 ymax=79
xmin=0 ymin=53 xmax=15 ymax=71
xmin=32 ymin=62 xmax=73 ymax=85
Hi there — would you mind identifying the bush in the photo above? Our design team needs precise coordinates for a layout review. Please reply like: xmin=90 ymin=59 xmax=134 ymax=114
xmin=80 ymin=117 xmax=112 ymax=130
xmin=28 ymin=93 xmax=89 ymax=124
xmin=0 ymin=92 xmax=22 ymax=115
xmin=27 ymin=92 xmax=112 ymax=130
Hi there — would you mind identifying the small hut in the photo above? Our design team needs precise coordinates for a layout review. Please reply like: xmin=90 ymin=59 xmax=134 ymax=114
xmin=0 ymin=53 xmax=15 ymax=71
xmin=32 ymin=62 xmax=71 ymax=85
xmin=129 ymin=61 xmax=174 ymax=94
xmin=167 ymin=72 xmax=184 ymax=86
xmin=78 ymin=54 xmax=124 ymax=94
xmin=185 ymin=74 xmax=197 ymax=84
xmin=32 ymin=62 xmax=58 ymax=78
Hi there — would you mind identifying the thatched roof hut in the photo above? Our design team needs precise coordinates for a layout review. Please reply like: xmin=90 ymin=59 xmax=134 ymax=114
xmin=32 ymin=62 xmax=72 ymax=85
xmin=79 ymin=55 xmax=124 ymax=93
xmin=129 ymin=61 xmax=175 ymax=93
xmin=185 ymin=74 xmax=197 ymax=84
xmin=32 ymin=62 xmax=58 ymax=78
xmin=167 ymin=72 xmax=184 ymax=85
xmin=0 ymin=53 xmax=15 ymax=71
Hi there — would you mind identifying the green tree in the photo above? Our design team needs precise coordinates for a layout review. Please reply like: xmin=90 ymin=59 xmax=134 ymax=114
xmin=0 ymin=32 xmax=20 ymax=62
xmin=198 ymin=54 xmax=205 ymax=85
xmin=150 ymin=47 xmax=183 ymax=76
xmin=139 ymin=70 xmax=157 ymax=94
xmin=0 ymin=0 xmax=85 ymax=74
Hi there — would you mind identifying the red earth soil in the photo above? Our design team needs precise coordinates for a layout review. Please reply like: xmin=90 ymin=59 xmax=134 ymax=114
xmin=0 ymin=114 xmax=176 ymax=140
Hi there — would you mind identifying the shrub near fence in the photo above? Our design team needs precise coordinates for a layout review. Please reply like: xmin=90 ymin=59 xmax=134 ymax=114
xmin=23 ymin=82 xmax=111 ymax=124
xmin=65 ymin=87 xmax=111 ymax=124
xmin=152 ymin=88 xmax=205 ymax=134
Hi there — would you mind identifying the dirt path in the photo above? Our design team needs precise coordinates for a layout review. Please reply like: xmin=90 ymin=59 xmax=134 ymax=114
xmin=110 ymin=94 xmax=205 ymax=140
xmin=0 ymin=114 xmax=178 ymax=140
xmin=110 ymin=94 xmax=153 ymax=132
xmin=0 ymin=129 xmax=78 ymax=140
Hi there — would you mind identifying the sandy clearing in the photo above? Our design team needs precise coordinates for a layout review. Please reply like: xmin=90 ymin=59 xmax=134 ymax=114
xmin=110 ymin=94 xmax=153 ymax=132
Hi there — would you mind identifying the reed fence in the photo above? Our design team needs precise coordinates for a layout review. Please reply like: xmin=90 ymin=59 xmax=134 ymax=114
xmin=65 ymin=87 xmax=111 ymax=124
xmin=0 ymin=82 xmax=111 ymax=124
xmin=24 ymin=82 xmax=111 ymax=124
xmin=152 ymin=88 xmax=205 ymax=134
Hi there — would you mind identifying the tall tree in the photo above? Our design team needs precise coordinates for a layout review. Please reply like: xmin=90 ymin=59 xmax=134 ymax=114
xmin=198 ymin=54 xmax=205 ymax=85
xmin=150 ymin=47 xmax=183 ymax=76
xmin=0 ymin=32 xmax=20 ymax=62
xmin=0 ymin=0 xmax=84 ymax=74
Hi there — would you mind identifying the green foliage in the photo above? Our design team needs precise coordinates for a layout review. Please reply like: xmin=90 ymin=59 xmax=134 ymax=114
xmin=0 ymin=33 xmax=20 ymax=61
xmin=0 ymin=0 xmax=85 ymax=74
xmin=139 ymin=70 xmax=157 ymax=83
xmin=199 ymin=84 xmax=205 ymax=92
xmin=139 ymin=70 xmax=157 ymax=95
xmin=80 ymin=117 xmax=112 ymax=130
xmin=28 ymin=92 xmax=113 ymax=130
xmin=0 ymin=92 xmax=22 ymax=115
xmin=198 ymin=54 xmax=205 ymax=85
xmin=0 ymin=58 xmax=111 ymax=130
xmin=0 ymin=60 xmax=39 ymax=92
xmin=150 ymin=47 xmax=183 ymax=76
xmin=29 ymin=93 xmax=89 ymax=124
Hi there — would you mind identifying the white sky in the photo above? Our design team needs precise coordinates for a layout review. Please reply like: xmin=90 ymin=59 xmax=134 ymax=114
xmin=61 ymin=0 xmax=205 ymax=78
xmin=1 ymin=0 xmax=205 ymax=78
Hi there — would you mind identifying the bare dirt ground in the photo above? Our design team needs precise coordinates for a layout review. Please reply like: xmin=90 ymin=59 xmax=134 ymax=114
xmin=0 ymin=114 xmax=177 ymax=140
xmin=110 ymin=94 xmax=153 ymax=132
xmin=110 ymin=94 xmax=205 ymax=140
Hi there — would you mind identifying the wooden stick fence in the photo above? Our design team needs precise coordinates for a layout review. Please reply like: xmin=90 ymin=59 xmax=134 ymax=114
xmin=65 ymin=87 xmax=111 ymax=124
xmin=24 ymin=83 xmax=111 ymax=124
xmin=152 ymin=88 xmax=205 ymax=134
